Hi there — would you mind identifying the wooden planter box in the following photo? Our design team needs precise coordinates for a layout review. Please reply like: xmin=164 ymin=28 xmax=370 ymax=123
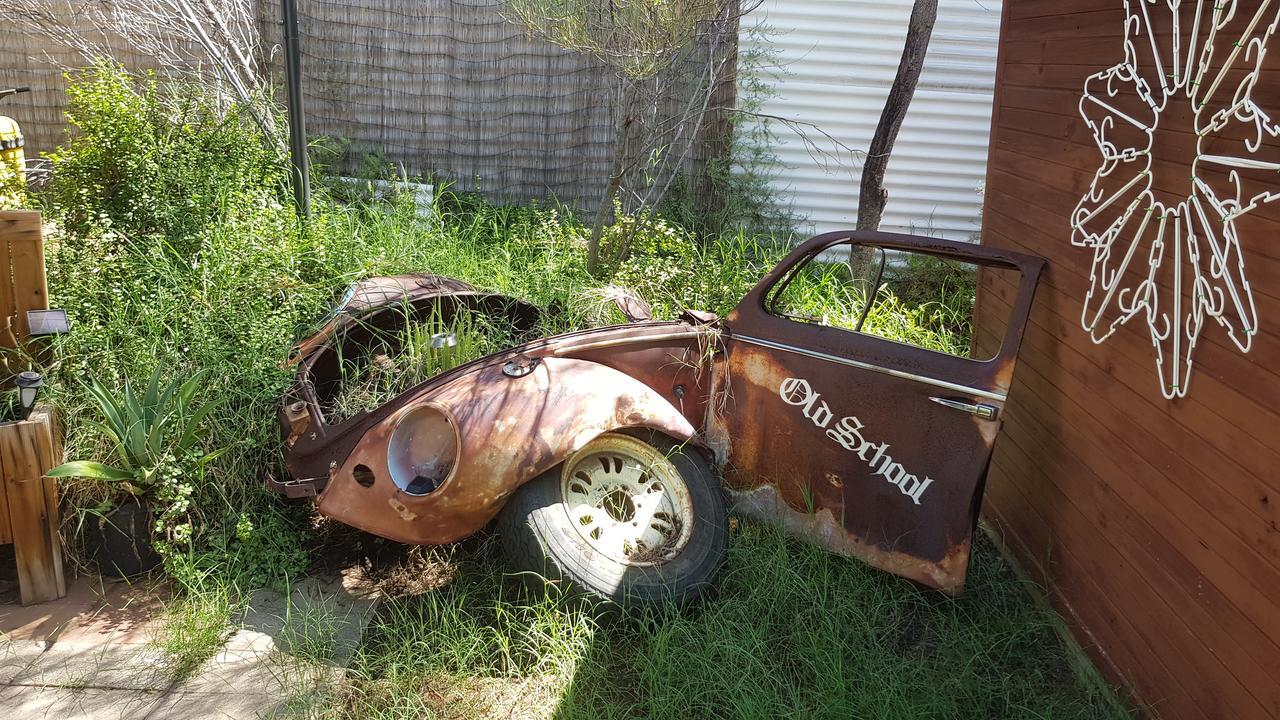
xmin=0 ymin=407 xmax=65 ymax=605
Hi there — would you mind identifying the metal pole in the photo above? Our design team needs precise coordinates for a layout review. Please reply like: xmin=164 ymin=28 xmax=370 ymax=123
xmin=282 ymin=0 xmax=310 ymax=220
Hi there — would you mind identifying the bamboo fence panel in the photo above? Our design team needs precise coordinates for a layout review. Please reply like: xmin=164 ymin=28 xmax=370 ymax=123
xmin=2 ymin=0 xmax=728 ymax=210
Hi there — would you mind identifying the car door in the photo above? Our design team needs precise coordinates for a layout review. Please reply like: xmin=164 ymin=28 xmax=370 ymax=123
xmin=710 ymin=230 xmax=1043 ymax=593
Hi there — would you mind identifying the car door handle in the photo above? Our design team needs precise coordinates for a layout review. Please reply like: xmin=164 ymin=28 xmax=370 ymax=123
xmin=929 ymin=396 xmax=999 ymax=420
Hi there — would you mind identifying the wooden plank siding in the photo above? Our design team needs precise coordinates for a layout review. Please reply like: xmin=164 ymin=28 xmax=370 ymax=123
xmin=975 ymin=3 xmax=1280 ymax=719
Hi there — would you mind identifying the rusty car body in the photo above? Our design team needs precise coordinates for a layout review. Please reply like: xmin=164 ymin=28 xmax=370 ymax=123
xmin=273 ymin=230 xmax=1044 ymax=596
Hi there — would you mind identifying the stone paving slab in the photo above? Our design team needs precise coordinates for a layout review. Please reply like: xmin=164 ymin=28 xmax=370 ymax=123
xmin=238 ymin=572 xmax=378 ymax=668
xmin=0 ymin=579 xmax=102 ymax=645
xmin=2 ymin=640 xmax=171 ymax=691
xmin=1 ymin=571 xmax=381 ymax=720
xmin=0 ymin=684 xmax=289 ymax=720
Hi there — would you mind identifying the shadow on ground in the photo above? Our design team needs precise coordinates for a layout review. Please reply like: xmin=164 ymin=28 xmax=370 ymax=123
xmin=0 ymin=542 xmax=379 ymax=720
xmin=318 ymin=521 xmax=1132 ymax=720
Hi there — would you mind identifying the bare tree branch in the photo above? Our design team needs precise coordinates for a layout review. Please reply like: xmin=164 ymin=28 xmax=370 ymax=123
xmin=728 ymin=109 xmax=864 ymax=173
xmin=1 ymin=0 xmax=283 ymax=151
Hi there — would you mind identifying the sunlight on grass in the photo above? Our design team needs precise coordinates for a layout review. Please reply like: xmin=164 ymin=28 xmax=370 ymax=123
xmin=281 ymin=528 xmax=1131 ymax=720
xmin=153 ymin=579 xmax=240 ymax=681
xmin=326 ymin=301 xmax=528 ymax=421
xmin=39 ymin=65 xmax=1129 ymax=720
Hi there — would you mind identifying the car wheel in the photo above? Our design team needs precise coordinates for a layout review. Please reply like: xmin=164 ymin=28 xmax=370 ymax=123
xmin=497 ymin=430 xmax=728 ymax=606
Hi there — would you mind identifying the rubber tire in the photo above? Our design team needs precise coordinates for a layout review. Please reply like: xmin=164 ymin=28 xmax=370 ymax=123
xmin=497 ymin=430 xmax=728 ymax=607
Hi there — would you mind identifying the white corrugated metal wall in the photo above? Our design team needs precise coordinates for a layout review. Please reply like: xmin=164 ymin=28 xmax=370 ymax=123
xmin=742 ymin=0 xmax=1001 ymax=240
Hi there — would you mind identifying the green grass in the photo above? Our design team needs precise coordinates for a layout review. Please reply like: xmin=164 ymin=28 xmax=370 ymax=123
xmin=770 ymin=252 xmax=980 ymax=358
xmin=154 ymin=577 xmax=240 ymax=681
xmin=34 ymin=67 xmax=1131 ymax=720
xmin=289 ymin=526 xmax=1129 ymax=720
xmin=326 ymin=301 xmax=531 ymax=420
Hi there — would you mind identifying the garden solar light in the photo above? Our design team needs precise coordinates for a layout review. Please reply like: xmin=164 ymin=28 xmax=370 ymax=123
xmin=430 ymin=331 xmax=457 ymax=351
xmin=15 ymin=370 xmax=42 ymax=419
xmin=26 ymin=309 xmax=71 ymax=336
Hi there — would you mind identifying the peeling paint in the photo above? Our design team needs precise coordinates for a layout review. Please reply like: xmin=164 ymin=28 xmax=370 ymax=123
xmin=728 ymin=484 xmax=970 ymax=593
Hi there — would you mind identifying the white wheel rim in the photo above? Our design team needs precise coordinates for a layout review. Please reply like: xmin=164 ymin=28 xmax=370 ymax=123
xmin=559 ymin=433 xmax=695 ymax=567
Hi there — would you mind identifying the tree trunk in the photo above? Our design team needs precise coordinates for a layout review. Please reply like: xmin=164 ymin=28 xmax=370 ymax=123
xmin=856 ymin=0 xmax=938 ymax=231
xmin=587 ymin=86 xmax=635 ymax=276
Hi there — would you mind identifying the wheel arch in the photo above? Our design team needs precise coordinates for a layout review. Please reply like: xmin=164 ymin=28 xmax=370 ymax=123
xmin=314 ymin=356 xmax=701 ymax=545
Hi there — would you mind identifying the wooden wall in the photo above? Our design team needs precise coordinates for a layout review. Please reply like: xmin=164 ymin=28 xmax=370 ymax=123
xmin=974 ymin=2 xmax=1280 ymax=718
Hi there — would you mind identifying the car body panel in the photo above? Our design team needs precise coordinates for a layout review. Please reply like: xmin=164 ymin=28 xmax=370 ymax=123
xmin=276 ymin=231 xmax=1044 ymax=592
xmin=709 ymin=231 xmax=1043 ymax=592
xmin=315 ymin=354 xmax=700 ymax=545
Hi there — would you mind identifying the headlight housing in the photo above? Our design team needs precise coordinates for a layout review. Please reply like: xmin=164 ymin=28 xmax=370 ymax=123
xmin=387 ymin=404 xmax=458 ymax=496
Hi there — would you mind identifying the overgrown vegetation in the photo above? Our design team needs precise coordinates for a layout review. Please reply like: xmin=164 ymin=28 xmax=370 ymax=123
xmin=26 ymin=65 xmax=1129 ymax=717
xmin=279 ymin=528 xmax=1128 ymax=720
xmin=38 ymin=63 xmax=793 ymax=595
xmin=326 ymin=303 xmax=532 ymax=420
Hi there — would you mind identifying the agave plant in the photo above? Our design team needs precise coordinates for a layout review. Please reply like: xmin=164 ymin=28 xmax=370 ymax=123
xmin=47 ymin=367 xmax=220 ymax=497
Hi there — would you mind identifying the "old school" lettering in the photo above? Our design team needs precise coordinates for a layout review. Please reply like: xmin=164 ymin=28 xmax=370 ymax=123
xmin=779 ymin=377 xmax=934 ymax=505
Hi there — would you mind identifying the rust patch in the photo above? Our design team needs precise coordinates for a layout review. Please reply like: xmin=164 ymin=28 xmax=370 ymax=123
xmin=388 ymin=498 xmax=418 ymax=521
xmin=728 ymin=484 xmax=970 ymax=593
xmin=284 ymin=401 xmax=310 ymax=446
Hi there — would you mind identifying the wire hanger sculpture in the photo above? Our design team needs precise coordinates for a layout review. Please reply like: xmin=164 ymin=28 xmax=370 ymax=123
xmin=1071 ymin=1 xmax=1279 ymax=399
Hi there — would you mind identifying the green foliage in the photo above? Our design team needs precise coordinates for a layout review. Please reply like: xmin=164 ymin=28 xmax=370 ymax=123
xmin=659 ymin=22 xmax=797 ymax=240
xmin=613 ymin=229 xmax=790 ymax=319
xmin=315 ymin=529 xmax=1130 ymax=720
xmin=48 ymin=367 xmax=220 ymax=496
xmin=0 ymin=392 xmax=22 ymax=423
xmin=771 ymin=254 xmax=977 ymax=358
xmin=45 ymin=61 xmax=285 ymax=250
xmin=328 ymin=302 xmax=529 ymax=420
xmin=47 ymin=367 xmax=226 ymax=556
xmin=154 ymin=574 xmax=243 ymax=682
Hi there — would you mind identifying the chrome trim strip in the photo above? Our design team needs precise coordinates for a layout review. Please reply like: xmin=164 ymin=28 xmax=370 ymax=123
xmin=552 ymin=330 xmax=707 ymax=356
xmin=733 ymin=334 xmax=1007 ymax=402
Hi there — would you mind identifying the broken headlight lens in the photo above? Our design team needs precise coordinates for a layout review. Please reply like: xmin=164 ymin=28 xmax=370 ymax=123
xmin=387 ymin=405 xmax=458 ymax=496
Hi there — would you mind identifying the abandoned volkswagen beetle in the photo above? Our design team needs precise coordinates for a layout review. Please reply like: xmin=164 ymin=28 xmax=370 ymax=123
xmin=272 ymin=230 xmax=1043 ymax=605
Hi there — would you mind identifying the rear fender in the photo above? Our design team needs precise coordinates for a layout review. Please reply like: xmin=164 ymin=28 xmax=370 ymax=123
xmin=314 ymin=356 xmax=698 ymax=544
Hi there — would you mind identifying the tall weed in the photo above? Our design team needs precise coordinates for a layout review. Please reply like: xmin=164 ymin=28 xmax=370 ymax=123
xmin=39 ymin=67 xmax=978 ymax=597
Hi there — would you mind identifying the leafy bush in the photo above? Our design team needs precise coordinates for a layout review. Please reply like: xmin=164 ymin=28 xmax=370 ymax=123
xmin=45 ymin=61 xmax=285 ymax=250
xmin=40 ymin=67 xmax=977 ymax=596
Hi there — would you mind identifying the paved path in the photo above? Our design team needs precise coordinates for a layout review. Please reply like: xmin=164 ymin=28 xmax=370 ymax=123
xmin=0 ymin=572 xmax=379 ymax=720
